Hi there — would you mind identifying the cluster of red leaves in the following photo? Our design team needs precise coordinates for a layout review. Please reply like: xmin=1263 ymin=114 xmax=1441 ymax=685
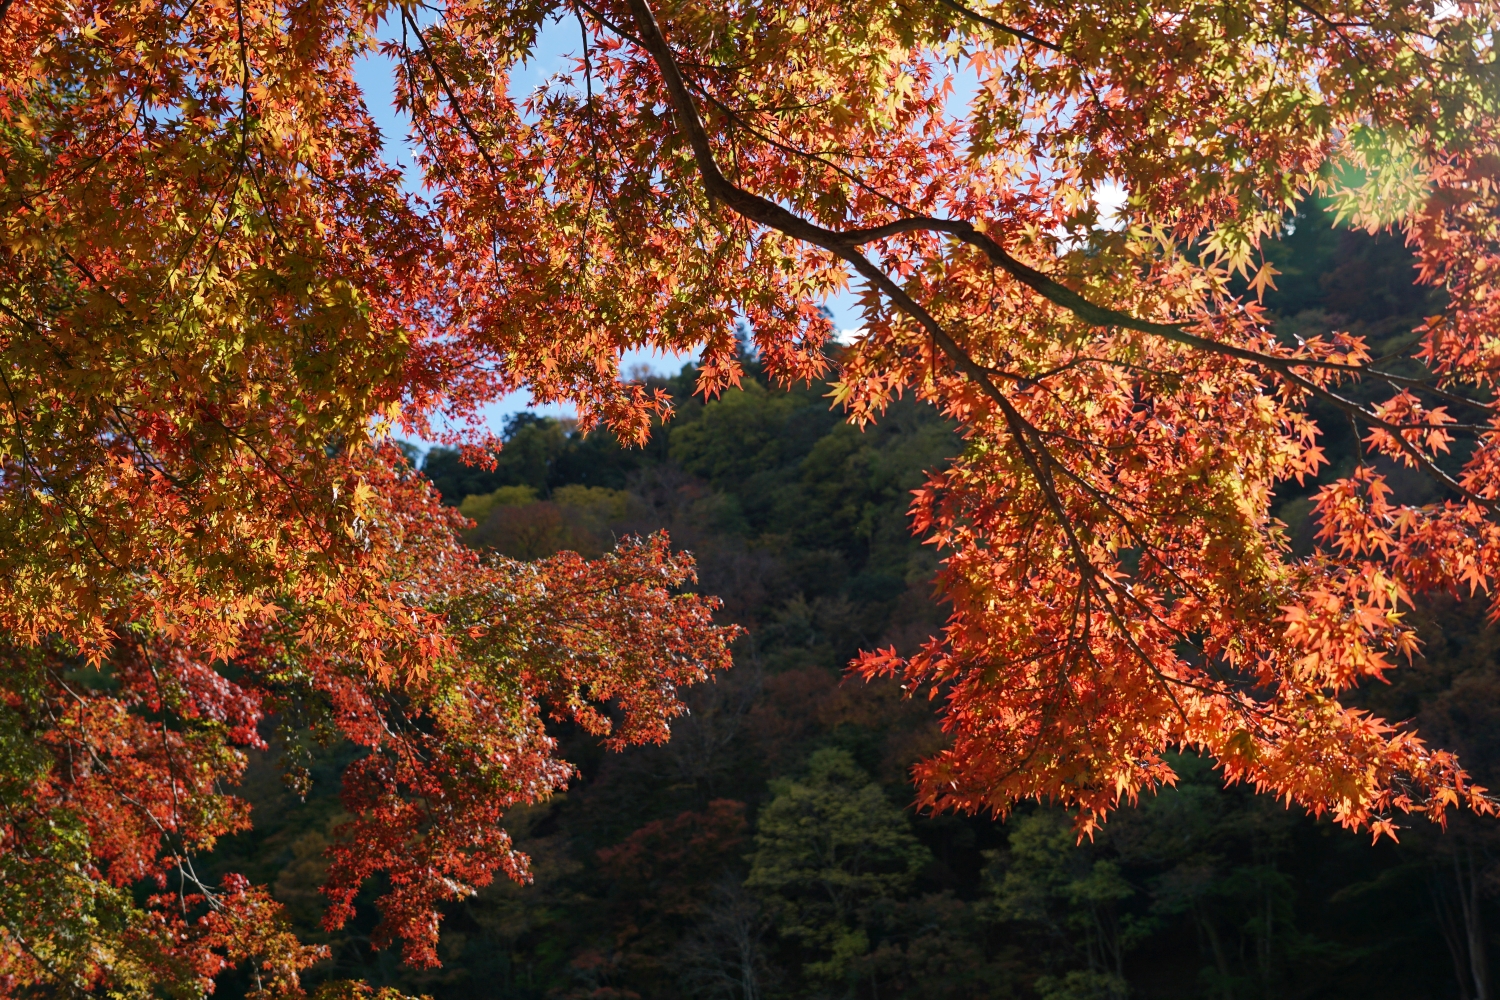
xmin=0 ymin=457 xmax=735 ymax=992
xmin=0 ymin=638 xmax=318 ymax=998
xmin=313 ymin=505 xmax=737 ymax=966
xmin=848 ymin=145 xmax=1500 ymax=836
xmin=586 ymin=799 xmax=749 ymax=968
xmin=0 ymin=0 xmax=741 ymax=990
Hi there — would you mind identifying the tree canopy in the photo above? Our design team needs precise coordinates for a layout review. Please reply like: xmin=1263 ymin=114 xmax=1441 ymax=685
xmin=5 ymin=0 xmax=1500 ymax=995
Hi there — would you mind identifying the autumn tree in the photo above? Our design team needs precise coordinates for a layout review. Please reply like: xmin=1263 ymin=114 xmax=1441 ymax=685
xmin=7 ymin=0 xmax=1500 ymax=996
xmin=580 ymin=798 xmax=750 ymax=992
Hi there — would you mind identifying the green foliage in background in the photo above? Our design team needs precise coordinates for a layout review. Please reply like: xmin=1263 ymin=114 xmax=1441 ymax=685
xmin=747 ymin=749 xmax=930 ymax=987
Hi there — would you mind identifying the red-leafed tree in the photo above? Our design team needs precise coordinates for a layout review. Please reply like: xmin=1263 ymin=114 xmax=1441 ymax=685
xmin=5 ymin=0 xmax=1500 ymax=995
xmin=0 ymin=454 xmax=735 ymax=993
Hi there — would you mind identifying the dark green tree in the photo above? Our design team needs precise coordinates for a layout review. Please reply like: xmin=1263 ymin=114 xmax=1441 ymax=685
xmin=984 ymin=812 xmax=1137 ymax=1000
xmin=746 ymin=748 xmax=931 ymax=994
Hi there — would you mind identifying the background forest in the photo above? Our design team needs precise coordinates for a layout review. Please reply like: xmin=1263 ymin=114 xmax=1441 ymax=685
xmin=210 ymin=204 xmax=1500 ymax=1000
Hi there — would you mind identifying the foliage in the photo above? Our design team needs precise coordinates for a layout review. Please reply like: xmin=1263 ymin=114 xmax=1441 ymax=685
xmin=466 ymin=484 xmax=639 ymax=558
xmin=424 ymin=415 xmax=651 ymax=502
xmin=984 ymin=812 xmax=1137 ymax=998
xmin=0 ymin=456 xmax=735 ymax=994
xmin=590 ymin=798 xmax=750 ymax=987
xmin=746 ymin=749 xmax=931 ymax=986
xmin=9 ymin=0 xmax=1500 ymax=996
xmin=219 ymin=317 xmax=1500 ymax=999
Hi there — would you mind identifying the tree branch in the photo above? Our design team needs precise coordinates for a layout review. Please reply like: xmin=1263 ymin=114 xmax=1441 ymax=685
xmin=620 ymin=0 xmax=1494 ymax=513
xmin=401 ymin=9 xmax=504 ymax=176
xmin=932 ymin=0 xmax=1062 ymax=52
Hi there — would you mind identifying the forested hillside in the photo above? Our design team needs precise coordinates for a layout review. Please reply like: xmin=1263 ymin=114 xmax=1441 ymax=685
xmin=213 ymin=205 xmax=1500 ymax=1000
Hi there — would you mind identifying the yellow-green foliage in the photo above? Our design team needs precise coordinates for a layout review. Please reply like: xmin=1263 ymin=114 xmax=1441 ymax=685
xmin=552 ymin=485 xmax=633 ymax=521
xmin=458 ymin=485 xmax=540 ymax=523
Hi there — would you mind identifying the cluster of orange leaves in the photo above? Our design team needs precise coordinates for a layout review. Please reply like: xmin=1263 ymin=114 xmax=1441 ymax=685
xmin=6 ymin=0 xmax=1500 ymax=994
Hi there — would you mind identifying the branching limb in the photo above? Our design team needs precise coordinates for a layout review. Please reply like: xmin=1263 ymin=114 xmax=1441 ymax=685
xmin=400 ymin=8 xmax=504 ymax=176
xmin=622 ymin=0 xmax=1494 ymax=512
xmin=932 ymin=0 xmax=1062 ymax=51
